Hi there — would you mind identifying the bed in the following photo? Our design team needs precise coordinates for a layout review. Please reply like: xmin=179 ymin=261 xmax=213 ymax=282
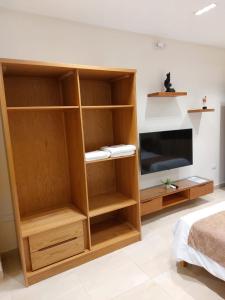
xmin=173 ymin=201 xmax=225 ymax=281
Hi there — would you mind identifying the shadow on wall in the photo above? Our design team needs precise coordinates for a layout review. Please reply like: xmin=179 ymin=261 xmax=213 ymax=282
xmin=219 ymin=106 xmax=225 ymax=183
xmin=145 ymin=98 xmax=182 ymax=119
xmin=186 ymin=113 xmax=202 ymax=134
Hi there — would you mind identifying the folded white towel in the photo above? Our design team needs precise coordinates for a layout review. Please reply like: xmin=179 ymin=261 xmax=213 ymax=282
xmin=109 ymin=150 xmax=135 ymax=158
xmin=85 ymin=150 xmax=110 ymax=161
xmin=101 ymin=144 xmax=136 ymax=155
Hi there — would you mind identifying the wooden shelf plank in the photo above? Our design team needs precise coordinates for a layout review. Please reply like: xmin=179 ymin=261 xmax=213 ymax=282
xmin=7 ymin=106 xmax=79 ymax=111
xmin=21 ymin=204 xmax=86 ymax=237
xmin=148 ymin=92 xmax=187 ymax=97
xmin=89 ymin=192 xmax=136 ymax=217
xmin=85 ymin=154 xmax=135 ymax=164
xmin=91 ymin=218 xmax=139 ymax=249
xmin=188 ymin=109 xmax=215 ymax=113
xmin=82 ymin=105 xmax=134 ymax=109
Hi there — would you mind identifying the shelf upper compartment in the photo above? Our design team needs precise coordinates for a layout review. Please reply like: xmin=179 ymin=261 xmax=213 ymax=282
xmin=89 ymin=192 xmax=136 ymax=217
xmin=21 ymin=204 xmax=86 ymax=237
xmin=188 ymin=109 xmax=215 ymax=113
xmin=148 ymin=92 xmax=187 ymax=97
xmin=91 ymin=218 xmax=139 ymax=249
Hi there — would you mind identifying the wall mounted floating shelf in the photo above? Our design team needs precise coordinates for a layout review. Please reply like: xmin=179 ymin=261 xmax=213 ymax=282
xmin=188 ymin=109 xmax=215 ymax=113
xmin=148 ymin=92 xmax=187 ymax=97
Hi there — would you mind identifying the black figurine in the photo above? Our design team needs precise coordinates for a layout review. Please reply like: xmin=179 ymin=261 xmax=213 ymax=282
xmin=164 ymin=72 xmax=176 ymax=93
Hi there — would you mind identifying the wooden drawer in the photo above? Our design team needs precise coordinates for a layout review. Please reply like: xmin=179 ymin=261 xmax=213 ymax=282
xmin=189 ymin=182 xmax=213 ymax=200
xmin=29 ymin=221 xmax=84 ymax=252
xmin=31 ymin=236 xmax=84 ymax=270
xmin=141 ymin=197 xmax=162 ymax=216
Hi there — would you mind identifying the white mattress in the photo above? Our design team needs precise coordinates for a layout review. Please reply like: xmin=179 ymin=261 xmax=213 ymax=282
xmin=173 ymin=201 xmax=225 ymax=281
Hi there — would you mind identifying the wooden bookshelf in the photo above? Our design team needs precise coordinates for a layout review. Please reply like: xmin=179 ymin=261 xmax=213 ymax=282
xmin=0 ymin=58 xmax=141 ymax=285
xmin=188 ymin=109 xmax=215 ymax=113
xmin=148 ymin=92 xmax=187 ymax=97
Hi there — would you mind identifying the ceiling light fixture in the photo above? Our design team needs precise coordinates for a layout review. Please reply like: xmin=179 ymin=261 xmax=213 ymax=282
xmin=195 ymin=3 xmax=216 ymax=16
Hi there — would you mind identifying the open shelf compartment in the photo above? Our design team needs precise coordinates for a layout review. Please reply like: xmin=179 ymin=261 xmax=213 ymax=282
xmin=86 ymin=157 xmax=138 ymax=217
xmin=90 ymin=206 xmax=139 ymax=249
xmin=79 ymin=71 xmax=135 ymax=106
xmin=8 ymin=109 xmax=88 ymax=218
xmin=82 ymin=108 xmax=136 ymax=152
xmin=3 ymin=66 xmax=79 ymax=108
xmin=162 ymin=190 xmax=190 ymax=208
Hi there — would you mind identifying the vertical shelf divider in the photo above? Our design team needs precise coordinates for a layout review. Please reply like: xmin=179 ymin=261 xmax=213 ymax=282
xmin=75 ymin=69 xmax=92 ymax=250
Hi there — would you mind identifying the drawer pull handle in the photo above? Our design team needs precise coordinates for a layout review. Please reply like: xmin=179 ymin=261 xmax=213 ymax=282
xmin=37 ymin=237 xmax=78 ymax=252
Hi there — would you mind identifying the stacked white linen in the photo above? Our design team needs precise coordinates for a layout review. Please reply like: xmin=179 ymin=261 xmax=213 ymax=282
xmin=85 ymin=150 xmax=110 ymax=161
xmin=101 ymin=144 xmax=136 ymax=157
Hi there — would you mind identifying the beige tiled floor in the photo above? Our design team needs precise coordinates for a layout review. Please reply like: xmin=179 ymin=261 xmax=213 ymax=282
xmin=1 ymin=189 xmax=225 ymax=299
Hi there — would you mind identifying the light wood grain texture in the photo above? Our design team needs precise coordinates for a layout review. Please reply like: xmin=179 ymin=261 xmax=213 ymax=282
xmin=141 ymin=197 xmax=162 ymax=216
xmin=26 ymin=232 xmax=140 ymax=285
xmin=188 ymin=109 xmax=215 ymax=113
xmin=82 ymin=105 xmax=134 ymax=109
xmin=141 ymin=179 xmax=214 ymax=216
xmin=148 ymin=92 xmax=187 ymax=97
xmin=89 ymin=192 xmax=136 ymax=217
xmin=91 ymin=218 xmax=138 ymax=249
xmin=8 ymin=111 xmax=71 ymax=216
xmin=0 ymin=65 xmax=29 ymax=285
xmin=29 ymin=221 xmax=84 ymax=252
xmin=86 ymin=160 xmax=116 ymax=197
xmin=21 ymin=205 xmax=86 ymax=237
xmin=1 ymin=58 xmax=135 ymax=77
xmin=0 ymin=58 xmax=140 ymax=285
xmin=189 ymin=182 xmax=214 ymax=200
xmin=4 ymin=76 xmax=62 ymax=107
xmin=31 ymin=236 xmax=85 ymax=270
xmin=7 ymin=106 xmax=78 ymax=111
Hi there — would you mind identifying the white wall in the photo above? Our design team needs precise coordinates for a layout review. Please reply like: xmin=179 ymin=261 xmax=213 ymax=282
xmin=0 ymin=7 xmax=225 ymax=252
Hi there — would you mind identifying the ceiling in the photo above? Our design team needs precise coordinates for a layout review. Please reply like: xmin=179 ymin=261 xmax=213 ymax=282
xmin=0 ymin=0 xmax=224 ymax=48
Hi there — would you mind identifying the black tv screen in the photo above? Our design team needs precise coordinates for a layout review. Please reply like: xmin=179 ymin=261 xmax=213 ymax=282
xmin=140 ymin=129 xmax=193 ymax=174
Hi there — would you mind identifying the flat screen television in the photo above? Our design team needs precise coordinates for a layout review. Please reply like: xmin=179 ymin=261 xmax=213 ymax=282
xmin=140 ymin=129 xmax=193 ymax=174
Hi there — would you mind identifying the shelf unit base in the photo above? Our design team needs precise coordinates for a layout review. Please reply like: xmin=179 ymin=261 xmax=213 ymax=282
xmin=25 ymin=232 xmax=140 ymax=285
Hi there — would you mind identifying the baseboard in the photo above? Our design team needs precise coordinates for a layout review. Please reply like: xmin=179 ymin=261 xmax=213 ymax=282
xmin=215 ymin=182 xmax=225 ymax=189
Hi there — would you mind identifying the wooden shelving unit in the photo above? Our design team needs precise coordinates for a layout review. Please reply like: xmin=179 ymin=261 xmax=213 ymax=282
xmin=188 ymin=108 xmax=215 ymax=113
xmin=148 ymin=92 xmax=187 ymax=97
xmin=0 ymin=58 xmax=141 ymax=285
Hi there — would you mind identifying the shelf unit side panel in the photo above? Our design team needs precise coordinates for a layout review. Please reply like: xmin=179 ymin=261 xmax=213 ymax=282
xmin=0 ymin=64 xmax=28 ymax=284
xmin=76 ymin=70 xmax=92 ymax=249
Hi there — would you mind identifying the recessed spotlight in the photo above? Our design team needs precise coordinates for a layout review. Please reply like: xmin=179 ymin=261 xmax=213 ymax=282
xmin=195 ymin=3 xmax=216 ymax=16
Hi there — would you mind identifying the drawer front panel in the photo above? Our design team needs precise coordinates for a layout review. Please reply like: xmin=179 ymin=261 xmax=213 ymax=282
xmin=141 ymin=197 xmax=162 ymax=216
xmin=190 ymin=182 xmax=213 ymax=200
xmin=29 ymin=221 xmax=83 ymax=252
xmin=31 ymin=236 xmax=84 ymax=270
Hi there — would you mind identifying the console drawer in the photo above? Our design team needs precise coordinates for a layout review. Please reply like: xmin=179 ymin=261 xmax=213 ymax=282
xmin=29 ymin=221 xmax=84 ymax=252
xmin=31 ymin=236 xmax=84 ymax=270
xmin=190 ymin=182 xmax=213 ymax=200
xmin=141 ymin=197 xmax=162 ymax=216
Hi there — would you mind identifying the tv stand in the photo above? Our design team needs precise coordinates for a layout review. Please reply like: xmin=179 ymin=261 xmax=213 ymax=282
xmin=141 ymin=178 xmax=213 ymax=216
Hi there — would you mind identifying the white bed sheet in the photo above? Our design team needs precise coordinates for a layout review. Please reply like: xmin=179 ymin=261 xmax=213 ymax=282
xmin=173 ymin=201 xmax=225 ymax=281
